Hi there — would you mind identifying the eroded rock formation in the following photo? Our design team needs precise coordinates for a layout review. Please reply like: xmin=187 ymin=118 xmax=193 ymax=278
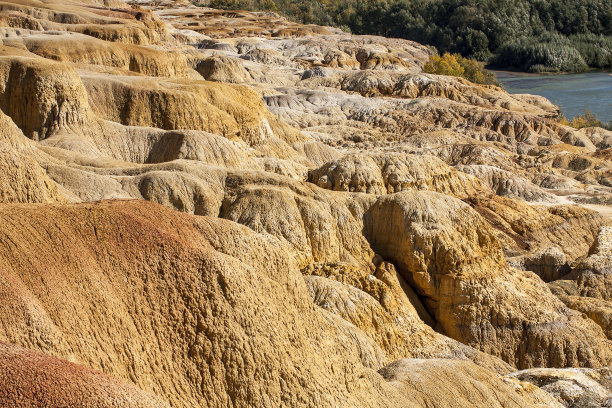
xmin=0 ymin=0 xmax=610 ymax=406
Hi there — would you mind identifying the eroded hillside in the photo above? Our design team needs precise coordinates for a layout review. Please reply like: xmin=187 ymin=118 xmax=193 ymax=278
xmin=0 ymin=0 xmax=611 ymax=407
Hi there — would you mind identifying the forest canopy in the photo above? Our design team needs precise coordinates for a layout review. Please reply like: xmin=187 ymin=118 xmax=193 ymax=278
xmin=203 ymin=0 xmax=612 ymax=72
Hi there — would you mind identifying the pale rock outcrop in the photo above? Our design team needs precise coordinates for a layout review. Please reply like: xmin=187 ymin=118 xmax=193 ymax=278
xmin=310 ymin=154 xmax=385 ymax=194
xmin=4 ymin=33 xmax=193 ymax=78
xmin=219 ymin=182 xmax=376 ymax=267
xmin=292 ymin=139 xmax=342 ymax=166
xmin=510 ymin=367 xmax=612 ymax=407
xmin=571 ymin=227 xmax=612 ymax=301
xmin=0 ymin=54 xmax=89 ymax=140
xmin=549 ymin=228 xmax=612 ymax=342
xmin=315 ymin=306 xmax=388 ymax=370
xmin=309 ymin=152 xmax=482 ymax=197
xmin=508 ymin=247 xmax=571 ymax=282
xmin=81 ymin=73 xmax=288 ymax=145
xmin=240 ymin=47 xmax=295 ymax=67
xmin=0 ymin=144 xmax=67 ymax=203
xmin=560 ymin=296 xmax=612 ymax=339
xmin=68 ymin=21 xmax=170 ymax=46
xmin=464 ymin=195 xmax=607 ymax=261
xmin=457 ymin=164 xmax=556 ymax=202
xmin=381 ymin=359 xmax=562 ymax=408
xmin=196 ymin=54 xmax=252 ymax=83
xmin=303 ymin=70 xmax=556 ymax=117
xmin=86 ymin=124 xmax=258 ymax=166
xmin=132 ymin=170 xmax=222 ymax=216
xmin=579 ymin=127 xmax=612 ymax=150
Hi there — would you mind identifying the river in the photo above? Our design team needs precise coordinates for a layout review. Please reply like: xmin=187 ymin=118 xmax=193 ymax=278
xmin=495 ymin=71 xmax=612 ymax=123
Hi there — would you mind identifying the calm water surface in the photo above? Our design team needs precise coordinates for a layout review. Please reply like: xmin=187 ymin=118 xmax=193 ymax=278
xmin=495 ymin=71 xmax=612 ymax=122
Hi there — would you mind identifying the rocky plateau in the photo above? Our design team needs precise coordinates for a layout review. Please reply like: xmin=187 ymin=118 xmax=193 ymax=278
xmin=0 ymin=0 xmax=611 ymax=406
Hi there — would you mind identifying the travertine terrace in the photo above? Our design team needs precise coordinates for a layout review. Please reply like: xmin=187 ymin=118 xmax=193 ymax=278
xmin=0 ymin=0 xmax=610 ymax=406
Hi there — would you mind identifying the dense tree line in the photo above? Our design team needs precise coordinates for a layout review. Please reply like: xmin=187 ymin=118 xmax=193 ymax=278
xmin=204 ymin=0 xmax=612 ymax=72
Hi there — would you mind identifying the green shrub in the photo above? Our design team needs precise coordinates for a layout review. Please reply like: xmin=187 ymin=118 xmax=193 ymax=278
xmin=424 ymin=53 xmax=464 ymax=77
xmin=570 ymin=34 xmax=612 ymax=69
xmin=424 ymin=52 xmax=499 ymax=85
xmin=493 ymin=34 xmax=588 ymax=72
xmin=564 ymin=110 xmax=612 ymax=130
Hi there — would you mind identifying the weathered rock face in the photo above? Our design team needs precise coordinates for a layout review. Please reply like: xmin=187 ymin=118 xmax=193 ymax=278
xmin=365 ymin=191 xmax=506 ymax=282
xmin=219 ymin=180 xmax=376 ymax=267
xmin=196 ymin=54 xmax=252 ymax=83
xmin=572 ymin=227 xmax=612 ymax=301
xmin=0 ymin=144 xmax=66 ymax=203
xmin=464 ymin=195 xmax=607 ymax=262
xmin=510 ymin=367 xmax=612 ymax=408
xmin=508 ymin=247 xmax=570 ymax=283
xmin=309 ymin=152 xmax=483 ymax=197
xmin=364 ymin=191 xmax=612 ymax=369
xmin=0 ymin=55 xmax=89 ymax=140
xmin=5 ymin=33 xmax=192 ymax=78
xmin=0 ymin=200 xmax=562 ymax=408
xmin=549 ymin=227 xmax=612 ymax=344
xmin=457 ymin=164 xmax=556 ymax=202
xmin=381 ymin=359 xmax=562 ymax=408
xmin=0 ymin=111 xmax=66 ymax=203
xmin=303 ymin=260 xmax=514 ymax=374
xmin=0 ymin=341 xmax=171 ymax=408
xmin=0 ymin=201 xmax=406 ymax=408
xmin=0 ymin=0 xmax=610 ymax=406
xmin=80 ymin=74 xmax=288 ymax=145
xmin=561 ymin=297 xmax=612 ymax=340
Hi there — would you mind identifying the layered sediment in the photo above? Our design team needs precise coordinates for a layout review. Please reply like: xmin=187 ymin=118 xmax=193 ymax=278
xmin=0 ymin=0 xmax=610 ymax=406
